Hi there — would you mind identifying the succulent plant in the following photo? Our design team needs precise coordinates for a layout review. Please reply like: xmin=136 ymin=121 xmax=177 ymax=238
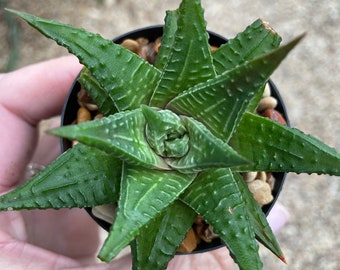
xmin=1 ymin=0 xmax=340 ymax=269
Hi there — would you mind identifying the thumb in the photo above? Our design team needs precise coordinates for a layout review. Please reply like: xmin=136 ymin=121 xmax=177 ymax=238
xmin=0 ymin=56 xmax=82 ymax=192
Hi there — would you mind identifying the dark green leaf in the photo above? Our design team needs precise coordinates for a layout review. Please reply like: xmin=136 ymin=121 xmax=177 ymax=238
xmin=181 ymin=168 xmax=262 ymax=270
xmin=131 ymin=200 xmax=196 ymax=270
xmin=0 ymin=144 xmax=121 ymax=210
xmin=167 ymin=34 xmax=304 ymax=141
xmin=98 ymin=164 xmax=195 ymax=262
xmin=49 ymin=109 xmax=169 ymax=170
xmin=7 ymin=9 xmax=161 ymax=111
xmin=154 ymin=9 xmax=179 ymax=70
xmin=212 ymin=18 xmax=282 ymax=74
xmin=141 ymin=105 xmax=189 ymax=158
xmin=233 ymin=172 xmax=285 ymax=262
xmin=230 ymin=112 xmax=340 ymax=175
xmin=168 ymin=116 xmax=249 ymax=173
xmin=150 ymin=0 xmax=216 ymax=107
xmin=78 ymin=67 xmax=118 ymax=116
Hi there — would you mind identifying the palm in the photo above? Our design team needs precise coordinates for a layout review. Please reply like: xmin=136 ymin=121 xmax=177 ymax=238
xmin=0 ymin=119 xmax=100 ymax=267
xmin=0 ymin=57 xmax=101 ymax=268
xmin=0 ymin=209 xmax=98 ymax=263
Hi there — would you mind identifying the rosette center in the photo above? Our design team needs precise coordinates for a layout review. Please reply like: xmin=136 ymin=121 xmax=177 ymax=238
xmin=142 ymin=105 xmax=189 ymax=158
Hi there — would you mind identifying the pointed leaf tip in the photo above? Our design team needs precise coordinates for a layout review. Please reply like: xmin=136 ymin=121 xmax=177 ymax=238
xmin=168 ymin=33 xmax=305 ymax=142
xmin=282 ymin=32 xmax=306 ymax=52
xmin=98 ymin=165 xmax=195 ymax=261
xmin=280 ymin=254 xmax=287 ymax=264
xmin=150 ymin=0 xmax=215 ymax=107
xmin=49 ymin=110 xmax=170 ymax=170
xmin=7 ymin=8 xmax=161 ymax=111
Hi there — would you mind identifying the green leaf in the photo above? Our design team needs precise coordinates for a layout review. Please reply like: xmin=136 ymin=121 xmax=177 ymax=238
xmin=154 ymin=9 xmax=179 ymax=70
xmin=212 ymin=18 xmax=282 ymax=74
xmin=131 ymin=200 xmax=196 ymax=270
xmin=7 ymin=8 xmax=161 ymax=111
xmin=168 ymin=116 xmax=249 ymax=173
xmin=0 ymin=144 xmax=121 ymax=210
xmin=230 ymin=112 xmax=340 ymax=175
xmin=98 ymin=164 xmax=195 ymax=262
xmin=150 ymin=0 xmax=216 ymax=107
xmin=167 ymin=34 xmax=304 ymax=141
xmin=233 ymin=172 xmax=285 ymax=263
xmin=78 ymin=67 xmax=118 ymax=116
xmin=181 ymin=168 xmax=262 ymax=270
xmin=224 ymin=20 xmax=281 ymax=113
xmin=49 ymin=109 xmax=169 ymax=170
xmin=141 ymin=105 xmax=189 ymax=158
xmin=212 ymin=18 xmax=282 ymax=114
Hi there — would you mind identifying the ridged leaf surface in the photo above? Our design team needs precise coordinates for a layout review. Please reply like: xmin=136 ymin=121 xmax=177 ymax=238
xmin=168 ymin=116 xmax=248 ymax=172
xmin=213 ymin=18 xmax=282 ymax=113
xmin=150 ymin=0 xmax=216 ymax=107
xmin=233 ymin=172 xmax=285 ymax=262
xmin=131 ymin=200 xmax=196 ymax=270
xmin=7 ymin=9 xmax=161 ymax=111
xmin=0 ymin=144 xmax=121 ymax=210
xmin=230 ymin=112 xmax=340 ymax=175
xmin=78 ymin=67 xmax=118 ymax=116
xmin=212 ymin=19 xmax=282 ymax=74
xmin=168 ymin=35 xmax=303 ymax=141
xmin=4 ymin=2 xmax=340 ymax=270
xmin=98 ymin=165 xmax=195 ymax=262
xmin=49 ymin=109 xmax=169 ymax=170
xmin=154 ymin=9 xmax=179 ymax=70
xmin=181 ymin=168 xmax=262 ymax=270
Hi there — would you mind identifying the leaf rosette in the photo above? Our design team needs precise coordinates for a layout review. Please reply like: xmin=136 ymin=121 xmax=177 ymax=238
xmin=1 ymin=0 xmax=339 ymax=269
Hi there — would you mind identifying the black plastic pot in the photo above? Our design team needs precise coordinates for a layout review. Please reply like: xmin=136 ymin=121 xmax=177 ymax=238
xmin=61 ymin=25 xmax=289 ymax=253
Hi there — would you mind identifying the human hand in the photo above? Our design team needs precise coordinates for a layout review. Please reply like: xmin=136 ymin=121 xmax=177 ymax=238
xmin=0 ymin=57 xmax=287 ymax=269
xmin=0 ymin=56 xmax=124 ymax=269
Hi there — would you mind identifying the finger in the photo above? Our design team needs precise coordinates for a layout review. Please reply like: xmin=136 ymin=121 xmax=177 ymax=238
xmin=0 ymin=56 xmax=82 ymax=191
xmin=267 ymin=202 xmax=289 ymax=234
xmin=0 ymin=230 xmax=81 ymax=270
xmin=74 ymin=254 xmax=133 ymax=270
xmin=31 ymin=117 xmax=62 ymax=166
xmin=0 ymin=56 xmax=82 ymax=126
xmin=22 ymin=208 xmax=100 ymax=263
xmin=168 ymin=247 xmax=236 ymax=269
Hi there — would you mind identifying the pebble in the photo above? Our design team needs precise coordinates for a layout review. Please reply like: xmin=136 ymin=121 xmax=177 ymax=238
xmin=177 ymin=228 xmax=198 ymax=252
xmin=120 ymin=38 xmax=141 ymax=54
xmin=262 ymin=83 xmax=271 ymax=97
xmin=193 ymin=216 xmax=219 ymax=243
xmin=77 ymin=88 xmax=99 ymax=111
xmin=256 ymin=171 xmax=267 ymax=181
xmin=242 ymin=171 xmax=258 ymax=182
xmin=247 ymin=179 xmax=274 ymax=206
xmin=261 ymin=108 xmax=287 ymax=125
xmin=257 ymin=96 xmax=278 ymax=112
xmin=77 ymin=106 xmax=91 ymax=123
xmin=242 ymin=171 xmax=276 ymax=206
xmin=92 ymin=204 xmax=116 ymax=224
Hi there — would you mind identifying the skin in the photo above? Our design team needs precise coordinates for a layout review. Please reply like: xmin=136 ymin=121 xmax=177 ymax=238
xmin=0 ymin=56 xmax=237 ymax=269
